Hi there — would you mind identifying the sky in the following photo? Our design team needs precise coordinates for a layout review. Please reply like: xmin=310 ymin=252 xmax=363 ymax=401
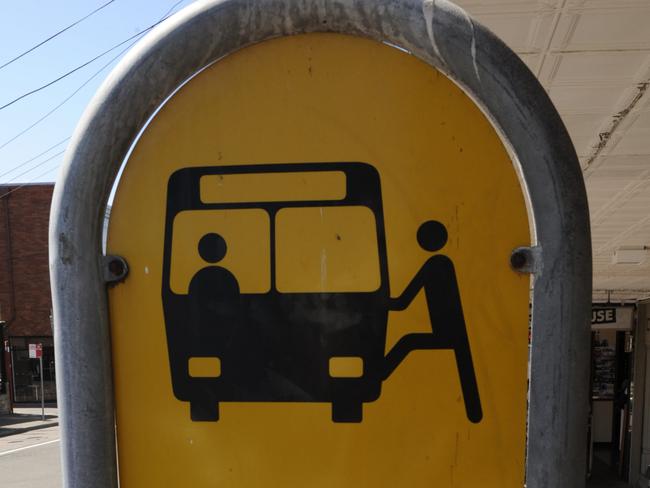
xmin=0 ymin=0 xmax=197 ymax=185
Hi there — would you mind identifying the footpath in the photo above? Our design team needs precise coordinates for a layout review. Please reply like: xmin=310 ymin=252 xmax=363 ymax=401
xmin=0 ymin=406 xmax=58 ymax=438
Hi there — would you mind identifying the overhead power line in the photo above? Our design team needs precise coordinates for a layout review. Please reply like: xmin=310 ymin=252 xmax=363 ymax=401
xmin=0 ymin=137 xmax=69 ymax=179
xmin=0 ymin=0 xmax=117 ymax=71
xmin=3 ymin=149 xmax=66 ymax=184
xmin=0 ymin=0 xmax=187 ymax=112
xmin=0 ymin=164 xmax=61 ymax=200
xmin=1 ymin=29 xmax=152 ymax=112
xmin=0 ymin=0 xmax=190 ymax=186
xmin=0 ymin=41 xmax=138 ymax=151
xmin=0 ymin=0 xmax=189 ymax=152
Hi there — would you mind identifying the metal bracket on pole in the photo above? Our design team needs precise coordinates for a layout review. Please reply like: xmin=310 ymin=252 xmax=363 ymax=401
xmin=102 ymin=255 xmax=129 ymax=285
xmin=511 ymin=246 xmax=543 ymax=275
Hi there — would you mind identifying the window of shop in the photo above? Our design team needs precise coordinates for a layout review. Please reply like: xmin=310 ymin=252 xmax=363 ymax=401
xmin=9 ymin=336 xmax=56 ymax=403
xmin=588 ymin=306 xmax=635 ymax=485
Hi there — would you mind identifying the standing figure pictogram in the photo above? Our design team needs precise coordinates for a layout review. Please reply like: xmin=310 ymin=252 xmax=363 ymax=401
xmin=387 ymin=220 xmax=482 ymax=423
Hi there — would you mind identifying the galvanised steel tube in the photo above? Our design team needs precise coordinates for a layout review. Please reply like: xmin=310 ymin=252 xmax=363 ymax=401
xmin=49 ymin=1 xmax=591 ymax=487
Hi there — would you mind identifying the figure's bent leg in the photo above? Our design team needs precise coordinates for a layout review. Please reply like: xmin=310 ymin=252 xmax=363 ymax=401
xmin=381 ymin=320 xmax=482 ymax=422
xmin=452 ymin=327 xmax=483 ymax=423
xmin=383 ymin=333 xmax=446 ymax=379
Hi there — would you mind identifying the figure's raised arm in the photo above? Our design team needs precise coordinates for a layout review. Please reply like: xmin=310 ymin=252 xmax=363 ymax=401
xmin=389 ymin=265 xmax=428 ymax=311
xmin=389 ymin=220 xmax=448 ymax=311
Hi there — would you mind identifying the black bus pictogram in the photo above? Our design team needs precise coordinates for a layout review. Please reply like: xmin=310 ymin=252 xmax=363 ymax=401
xmin=161 ymin=162 xmax=482 ymax=423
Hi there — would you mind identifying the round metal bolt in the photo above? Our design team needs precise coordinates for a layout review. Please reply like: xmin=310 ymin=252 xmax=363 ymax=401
xmin=108 ymin=258 xmax=125 ymax=277
xmin=510 ymin=249 xmax=528 ymax=271
xmin=104 ymin=255 xmax=129 ymax=284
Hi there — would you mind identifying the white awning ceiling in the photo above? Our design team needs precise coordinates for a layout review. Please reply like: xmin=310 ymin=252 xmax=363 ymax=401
xmin=456 ymin=0 xmax=650 ymax=301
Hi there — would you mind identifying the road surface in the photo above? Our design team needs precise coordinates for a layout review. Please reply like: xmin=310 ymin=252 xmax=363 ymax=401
xmin=0 ymin=425 xmax=61 ymax=487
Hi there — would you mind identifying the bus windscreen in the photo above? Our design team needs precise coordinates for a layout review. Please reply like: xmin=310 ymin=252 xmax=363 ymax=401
xmin=200 ymin=170 xmax=346 ymax=203
xmin=275 ymin=206 xmax=381 ymax=293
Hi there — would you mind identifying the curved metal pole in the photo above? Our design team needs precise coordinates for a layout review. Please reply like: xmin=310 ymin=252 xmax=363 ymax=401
xmin=49 ymin=1 xmax=591 ymax=487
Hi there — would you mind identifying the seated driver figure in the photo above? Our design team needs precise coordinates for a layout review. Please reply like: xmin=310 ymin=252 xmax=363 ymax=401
xmin=188 ymin=232 xmax=240 ymax=341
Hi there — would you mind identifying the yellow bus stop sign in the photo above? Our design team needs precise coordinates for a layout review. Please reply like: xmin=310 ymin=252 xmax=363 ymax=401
xmin=107 ymin=33 xmax=529 ymax=487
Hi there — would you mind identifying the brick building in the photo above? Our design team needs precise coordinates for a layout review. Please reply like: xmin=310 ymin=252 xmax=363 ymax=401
xmin=0 ymin=183 xmax=56 ymax=407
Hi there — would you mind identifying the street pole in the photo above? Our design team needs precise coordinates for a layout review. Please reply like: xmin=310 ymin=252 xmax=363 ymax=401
xmin=10 ymin=345 xmax=16 ymax=404
xmin=40 ymin=354 xmax=44 ymax=421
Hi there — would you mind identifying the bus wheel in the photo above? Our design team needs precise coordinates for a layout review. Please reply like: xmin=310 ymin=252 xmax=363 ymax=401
xmin=190 ymin=401 xmax=220 ymax=421
xmin=332 ymin=401 xmax=363 ymax=423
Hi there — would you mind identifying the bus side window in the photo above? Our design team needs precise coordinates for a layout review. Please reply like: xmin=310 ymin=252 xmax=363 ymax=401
xmin=275 ymin=206 xmax=381 ymax=293
xmin=170 ymin=209 xmax=271 ymax=294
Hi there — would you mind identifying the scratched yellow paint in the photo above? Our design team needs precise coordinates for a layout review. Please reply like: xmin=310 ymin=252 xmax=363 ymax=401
xmin=275 ymin=206 xmax=380 ymax=292
xmin=107 ymin=34 xmax=530 ymax=487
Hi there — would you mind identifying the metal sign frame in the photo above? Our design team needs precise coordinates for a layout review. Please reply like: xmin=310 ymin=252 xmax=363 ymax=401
xmin=49 ymin=1 xmax=591 ymax=487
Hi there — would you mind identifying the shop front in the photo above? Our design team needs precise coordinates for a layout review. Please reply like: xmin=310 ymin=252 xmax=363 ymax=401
xmin=8 ymin=336 xmax=56 ymax=404
xmin=588 ymin=305 xmax=641 ymax=487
